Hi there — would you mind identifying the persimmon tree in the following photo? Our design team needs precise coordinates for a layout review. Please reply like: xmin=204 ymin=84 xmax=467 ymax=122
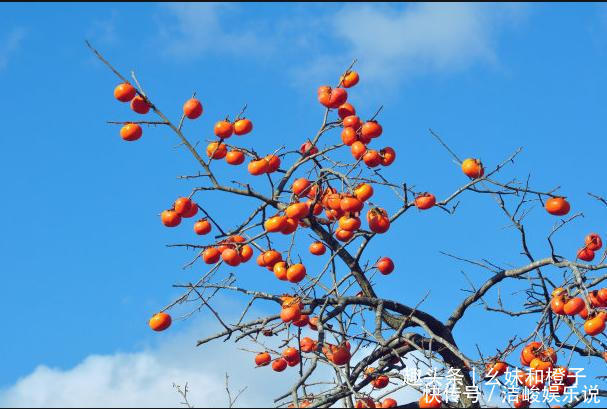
xmin=89 ymin=42 xmax=607 ymax=408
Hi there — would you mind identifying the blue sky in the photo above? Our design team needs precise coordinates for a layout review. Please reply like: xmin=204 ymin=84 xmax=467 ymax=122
xmin=1 ymin=3 xmax=607 ymax=407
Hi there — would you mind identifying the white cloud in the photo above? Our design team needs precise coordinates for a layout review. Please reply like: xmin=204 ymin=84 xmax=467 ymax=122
xmin=0 ymin=28 xmax=26 ymax=71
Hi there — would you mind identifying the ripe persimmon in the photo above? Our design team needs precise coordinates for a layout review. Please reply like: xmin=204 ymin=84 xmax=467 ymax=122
xmin=340 ymin=71 xmax=359 ymax=88
xmin=272 ymin=358 xmax=288 ymax=372
xmin=461 ymin=158 xmax=484 ymax=178
xmin=585 ymin=233 xmax=603 ymax=251
xmin=281 ymin=217 xmax=299 ymax=234
xmin=418 ymin=394 xmax=441 ymax=409
xmin=329 ymin=345 xmax=350 ymax=365
xmin=376 ymin=257 xmax=394 ymax=275
xmin=339 ymin=215 xmax=361 ymax=231
xmin=381 ymin=398 xmax=397 ymax=408
xmin=363 ymin=150 xmax=381 ymax=167
xmin=265 ymin=215 xmax=287 ymax=233
xmin=577 ymin=247 xmax=595 ymax=262
xmin=415 ymin=193 xmax=436 ymax=210
xmin=340 ymin=196 xmax=363 ymax=213
xmin=318 ymin=86 xmax=348 ymax=109
xmin=255 ymin=352 xmax=271 ymax=366
xmin=130 ymin=95 xmax=150 ymax=114
xmin=239 ymin=245 xmax=254 ymax=263
xmin=545 ymin=197 xmax=570 ymax=216
xmin=380 ymin=147 xmax=396 ymax=166
xmin=563 ymin=297 xmax=585 ymax=315
xmin=221 ymin=248 xmax=241 ymax=266
xmin=161 ymin=210 xmax=181 ymax=227
xmin=287 ymin=263 xmax=306 ymax=283
xmin=292 ymin=178 xmax=311 ymax=196
xmin=584 ymin=315 xmax=606 ymax=336
xmin=351 ymin=141 xmax=367 ymax=160
xmin=174 ymin=197 xmax=192 ymax=215
xmin=265 ymin=154 xmax=281 ymax=173
xmin=367 ymin=208 xmax=390 ymax=234
xmin=343 ymin=115 xmax=361 ymax=129
xmin=248 ymin=159 xmax=269 ymax=175
xmin=120 ymin=123 xmax=142 ymax=141
xmin=114 ymin=83 xmax=136 ymax=102
xmin=354 ymin=183 xmax=373 ymax=202
xmin=485 ymin=361 xmax=508 ymax=377
xmin=149 ymin=312 xmax=172 ymax=331
xmin=183 ymin=98 xmax=203 ymax=119
xmin=299 ymin=141 xmax=318 ymax=156
xmin=282 ymin=347 xmax=299 ymax=362
xmin=309 ymin=241 xmax=326 ymax=255
xmin=202 ymin=247 xmax=221 ymax=264
xmin=361 ymin=121 xmax=382 ymax=139
xmin=341 ymin=127 xmax=358 ymax=146
xmin=233 ymin=118 xmax=253 ymax=135
xmin=371 ymin=375 xmax=389 ymax=389
xmin=286 ymin=202 xmax=309 ymax=219
xmin=335 ymin=228 xmax=354 ymax=242
xmin=300 ymin=337 xmax=316 ymax=353
xmin=262 ymin=250 xmax=282 ymax=268
xmin=292 ymin=314 xmax=309 ymax=327
xmin=181 ymin=202 xmax=198 ymax=218
xmin=225 ymin=150 xmax=245 ymax=165
xmin=194 ymin=219 xmax=212 ymax=235
xmin=214 ymin=120 xmax=233 ymax=138
xmin=550 ymin=296 xmax=565 ymax=315
xmin=273 ymin=261 xmax=289 ymax=281
xmin=206 ymin=142 xmax=227 ymax=159
xmin=337 ymin=102 xmax=356 ymax=119
xmin=281 ymin=305 xmax=301 ymax=323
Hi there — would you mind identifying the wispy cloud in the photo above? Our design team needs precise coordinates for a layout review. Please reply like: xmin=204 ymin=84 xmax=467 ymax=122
xmin=0 ymin=28 xmax=26 ymax=72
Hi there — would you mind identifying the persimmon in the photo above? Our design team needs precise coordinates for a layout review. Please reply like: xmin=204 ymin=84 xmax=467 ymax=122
xmin=174 ymin=197 xmax=192 ymax=215
xmin=329 ymin=345 xmax=350 ymax=365
xmin=306 ymin=184 xmax=320 ymax=200
xmin=309 ymin=242 xmax=326 ymax=256
xmin=340 ymin=196 xmax=363 ymax=213
xmin=563 ymin=297 xmax=585 ymax=315
xmin=361 ymin=121 xmax=382 ymax=139
xmin=598 ymin=288 xmax=607 ymax=304
xmin=318 ymin=86 xmax=348 ymax=109
xmin=114 ymin=82 xmax=136 ymax=102
xmin=363 ymin=150 xmax=381 ymax=167
xmin=286 ymin=202 xmax=308 ymax=219
xmin=588 ymin=290 xmax=605 ymax=308
xmin=202 ymin=247 xmax=221 ymax=264
xmin=300 ymin=337 xmax=316 ymax=353
xmin=149 ymin=312 xmax=172 ymax=331
xmin=521 ymin=341 xmax=541 ymax=366
xmin=255 ymin=352 xmax=271 ymax=366
xmin=579 ymin=305 xmax=589 ymax=319
xmin=214 ymin=120 xmax=233 ymax=138
xmin=485 ymin=361 xmax=508 ymax=377
xmin=281 ymin=296 xmax=303 ymax=311
xmin=381 ymin=398 xmax=397 ymax=408
xmin=371 ymin=375 xmax=389 ymax=389
xmin=339 ymin=215 xmax=361 ymax=231
xmin=194 ymin=219 xmax=212 ymax=235
xmin=233 ymin=118 xmax=253 ymax=135
xmin=299 ymin=140 xmax=318 ymax=156
xmin=584 ymin=315 xmax=605 ymax=336
xmin=461 ymin=158 xmax=484 ymax=178
xmin=530 ymin=357 xmax=553 ymax=373
xmin=337 ymin=102 xmax=356 ymax=119
xmin=130 ymin=95 xmax=150 ymax=114
xmin=287 ymin=263 xmax=306 ymax=283
xmin=281 ymin=305 xmax=301 ymax=323
xmin=380 ymin=147 xmax=396 ymax=166
xmin=265 ymin=154 xmax=281 ymax=173
xmin=306 ymin=199 xmax=323 ymax=216
xmin=181 ymin=201 xmax=198 ymax=218
xmin=341 ymin=128 xmax=358 ymax=146
xmin=354 ymin=183 xmax=374 ymax=202
xmin=262 ymin=250 xmax=282 ymax=268
xmin=120 ymin=123 xmax=142 ymax=141
xmin=354 ymin=398 xmax=375 ymax=408
xmin=287 ymin=354 xmax=300 ymax=367
xmin=272 ymin=358 xmax=288 ymax=372
xmin=265 ymin=215 xmax=287 ymax=233
xmin=292 ymin=178 xmax=311 ymax=196
xmin=376 ymin=257 xmax=394 ymax=275
xmin=161 ymin=210 xmax=181 ymax=227
xmin=273 ymin=261 xmax=288 ymax=281
xmin=239 ymin=245 xmax=253 ymax=262
xmin=183 ymin=98 xmax=203 ymax=119
xmin=340 ymin=71 xmax=359 ymax=88
xmin=221 ymin=248 xmax=241 ymax=266
xmin=335 ymin=228 xmax=354 ymax=242
xmin=343 ymin=115 xmax=361 ymax=129
xmin=248 ymin=159 xmax=269 ymax=175
xmin=292 ymin=314 xmax=309 ymax=327
xmin=206 ymin=142 xmax=227 ymax=159
xmin=415 ymin=193 xmax=436 ymax=210
xmin=367 ymin=207 xmax=390 ymax=234
xmin=351 ymin=141 xmax=367 ymax=160
xmin=552 ymin=287 xmax=567 ymax=298
xmin=326 ymin=193 xmax=343 ymax=210
xmin=418 ymin=394 xmax=441 ymax=409
xmin=577 ymin=247 xmax=595 ymax=262
xmin=545 ymin=197 xmax=570 ymax=216
xmin=585 ymin=233 xmax=603 ymax=251
xmin=281 ymin=217 xmax=298 ymax=234
xmin=225 ymin=150 xmax=245 ymax=165
xmin=550 ymin=296 xmax=565 ymax=315
xmin=308 ymin=317 xmax=318 ymax=331
xmin=283 ymin=347 xmax=299 ymax=362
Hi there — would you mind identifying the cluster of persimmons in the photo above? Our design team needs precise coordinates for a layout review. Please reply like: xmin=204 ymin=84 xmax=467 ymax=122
xmin=108 ymin=63 xmax=598 ymax=409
